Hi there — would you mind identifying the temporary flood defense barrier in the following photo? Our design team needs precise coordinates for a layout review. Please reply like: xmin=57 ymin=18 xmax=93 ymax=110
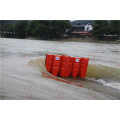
xmin=78 ymin=58 xmax=89 ymax=78
xmin=45 ymin=54 xmax=89 ymax=78
xmin=58 ymin=55 xmax=71 ymax=77
xmin=70 ymin=57 xmax=81 ymax=77
xmin=45 ymin=54 xmax=61 ymax=76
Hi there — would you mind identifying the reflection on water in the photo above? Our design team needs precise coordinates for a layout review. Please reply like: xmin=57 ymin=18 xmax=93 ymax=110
xmin=0 ymin=38 xmax=120 ymax=100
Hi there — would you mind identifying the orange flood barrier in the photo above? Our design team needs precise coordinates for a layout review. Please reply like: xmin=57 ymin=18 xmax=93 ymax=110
xmin=45 ymin=54 xmax=53 ymax=72
xmin=70 ymin=57 xmax=81 ymax=77
xmin=78 ymin=58 xmax=89 ymax=78
xmin=45 ymin=54 xmax=89 ymax=78
xmin=51 ymin=55 xmax=61 ymax=76
xmin=45 ymin=54 xmax=61 ymax=76
xmin=58 ymin=55 xmax=71 ymax=77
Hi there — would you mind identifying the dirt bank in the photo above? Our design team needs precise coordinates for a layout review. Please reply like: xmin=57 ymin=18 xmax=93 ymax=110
xmin=26 ymin=37 xmax=120 ymax=44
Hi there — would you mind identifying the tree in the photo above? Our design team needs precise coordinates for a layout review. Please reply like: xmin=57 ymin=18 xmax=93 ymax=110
xmin=32 ymin=24 xmax=49 ymax=37
xmin=15 ymin=20 xmax=29 ymax=38
xmin=49 ymin=20 xmax=72 ymax=37
xmin=6 ymin=23 xmax=15 ymax=32
xmin=29 ymin=20 xmax=72 ymax=38
xmin=1 ymin=23 xmax=15 ymax=32
xmin=110 ymin=20 xmax=120 ymax=35
xmin=93 ymin=20 xmax=120 ymax=38
xmin=0 ymin=23 xmax=15 ymax=38
xmin=27 ymin=20 xmax=39 ymax=36
xmin=93 ymin=20 xmax=110 ymax=37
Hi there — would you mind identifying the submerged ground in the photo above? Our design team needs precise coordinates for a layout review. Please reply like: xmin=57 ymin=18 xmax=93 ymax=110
xmin=0 ymin=38 xmax=120 ymax=100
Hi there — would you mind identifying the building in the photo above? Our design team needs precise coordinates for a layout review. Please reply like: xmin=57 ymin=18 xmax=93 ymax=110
xmin=71 ymin=22 xmax=93 ymax=36
xmin=84 ymin=23 xmax=93 ymax=32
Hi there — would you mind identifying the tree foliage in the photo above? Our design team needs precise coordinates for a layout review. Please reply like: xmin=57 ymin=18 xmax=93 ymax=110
xmin=110 ymin=20 xmax=120 ymax=34
xmin=1 ymin=20 xmax=120 ymax=40
xmin=1 ymin=20 xmax=72 ymax=38
xmin=15 ymin=20 xmax=29 ymax=38
xmin=1 ymin=23 xmax=15 ymax=32
xmin=93 ymin=20 xmax=120 ymax=38
xmin=49 ymin=20 xmax=71 ymax=37
xmin=29 ymin=20 xmax=71 ymax=38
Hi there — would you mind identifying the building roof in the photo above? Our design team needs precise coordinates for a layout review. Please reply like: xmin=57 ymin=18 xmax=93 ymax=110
xmin=71 ymin=31 xmax=89 ymax=34
xmin=72 ymin=25 xmax=85 ymax=27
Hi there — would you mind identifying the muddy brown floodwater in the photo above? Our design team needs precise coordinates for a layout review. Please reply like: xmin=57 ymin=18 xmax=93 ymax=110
xmin=0 ymin=38 xmax=120 ymax=100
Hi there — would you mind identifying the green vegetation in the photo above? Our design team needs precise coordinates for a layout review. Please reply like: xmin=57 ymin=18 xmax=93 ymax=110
xmin=0 ymin=20 xmax=72 ymax=39
xmin=1 ymin=23 xmax=15 ymax=32
xmin=0 ymin=22 xmax=15 ymax=38
xmin=1 ymin=20 xmax=120 ymax=40
xmin=93 ymin=20 xmax=120 ymax=38
xmin=15 ymin=21 xmax=29 ymax=38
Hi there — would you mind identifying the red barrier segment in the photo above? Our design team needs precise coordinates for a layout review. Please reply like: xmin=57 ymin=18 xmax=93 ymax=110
xmin=68 ymin=57 xmax=74 ymax=76
xmin=70 ymin=57 xmax=81 ymax=77
xmin=45 ymin=54 xmax=89 ymax=78
xmin=58 ymin=55 xmax=71 ymax=77
xmin=45 ymin=54 xmax=53 ymax=72
xmin=51 ymin=55 xmax=61 ymax=76
xmin=78 ymin=58 xmax=89 ymax=78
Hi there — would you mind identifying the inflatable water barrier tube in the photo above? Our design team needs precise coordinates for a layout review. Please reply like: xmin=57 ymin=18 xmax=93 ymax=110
xmin=45 ymin=54 xmax=89 ymax=78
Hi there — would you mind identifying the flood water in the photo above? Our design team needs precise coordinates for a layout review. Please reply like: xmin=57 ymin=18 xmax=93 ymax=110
xmin=0 ymin=38 xmax=120 ymax=100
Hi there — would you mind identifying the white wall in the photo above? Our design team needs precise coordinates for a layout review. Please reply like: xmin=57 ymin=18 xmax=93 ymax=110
xmin=84 ymin=24 xmax=93 ymax=31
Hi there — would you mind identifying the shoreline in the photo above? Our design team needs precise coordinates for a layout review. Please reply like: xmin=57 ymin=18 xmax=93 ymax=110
xmin=26 ymin=37 xmax=120 ymax=44
xmin=1 ymin=37 xmax=120 ymax=44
